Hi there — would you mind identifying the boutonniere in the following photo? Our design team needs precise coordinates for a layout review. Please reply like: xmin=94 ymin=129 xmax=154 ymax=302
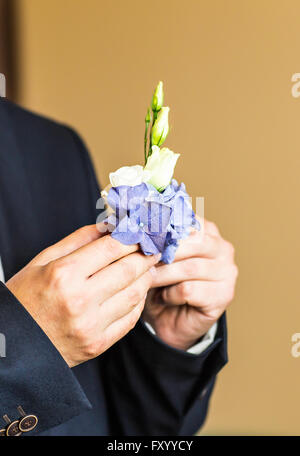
xmin=102 ymin=82 xmax=199 ymax=264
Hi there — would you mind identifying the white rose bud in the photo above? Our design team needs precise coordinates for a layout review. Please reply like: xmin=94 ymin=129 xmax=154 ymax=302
xmin=109 ymin=165 xmax=149 ymax=187
xmin=144 ymin=145 xmax=180 ymax=192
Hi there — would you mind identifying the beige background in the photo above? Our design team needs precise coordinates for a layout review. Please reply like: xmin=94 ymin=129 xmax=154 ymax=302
xmin=14 ymin=0 xmax=300 ymax=435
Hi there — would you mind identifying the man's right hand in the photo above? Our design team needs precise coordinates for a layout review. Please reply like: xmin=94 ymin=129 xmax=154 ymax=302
xmin=6 ymin=225 xmax=160 ymax=367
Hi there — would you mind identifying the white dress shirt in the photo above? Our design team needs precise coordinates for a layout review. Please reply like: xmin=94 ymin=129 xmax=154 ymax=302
xmin=0 ymin=256 xmax=216 ymax=355
xmin=144 ymin=321 xmax=217 ymax=355
xmin=0 ymin=256 xmax=4 ymax=283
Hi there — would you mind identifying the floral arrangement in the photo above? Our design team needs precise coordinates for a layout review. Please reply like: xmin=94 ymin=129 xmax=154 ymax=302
xmin=103 ymin=82 xmax=199 ymax=264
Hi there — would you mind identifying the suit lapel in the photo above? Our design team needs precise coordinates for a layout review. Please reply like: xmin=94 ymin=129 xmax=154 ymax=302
xmin=0 ymin=99 xmax=41 ymax=279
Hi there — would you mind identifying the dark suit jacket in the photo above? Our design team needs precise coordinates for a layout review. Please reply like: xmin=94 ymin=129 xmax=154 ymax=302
xmin=0 ymin=97 xmax=228 ymax=436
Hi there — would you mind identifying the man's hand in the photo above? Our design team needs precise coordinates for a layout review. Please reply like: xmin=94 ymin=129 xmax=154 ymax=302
xmin=6 ymin=225 xmax=160 ymax=367
xmin=143 ymin=220 xmax=238 ymax=351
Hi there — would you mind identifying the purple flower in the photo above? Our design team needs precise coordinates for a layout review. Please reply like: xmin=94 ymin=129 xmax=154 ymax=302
xmin=105 ymin=180 xmax=200 ymax=263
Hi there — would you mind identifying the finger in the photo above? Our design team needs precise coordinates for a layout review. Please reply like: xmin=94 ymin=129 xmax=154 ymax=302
xmin=152 ymin=257 xmax=226 ymax=288
xmin=88 ymin=252 xmax=160 ymax=303
xmin=59 ymin=234 xmax=140 ymax=277
xmin=162 ymin=280 xmax=226 ymax=309
xmin=192 ymin=217 xmax=220 ymax=237
xmin=174 ymin=232 xmax=224 ymax=262
xmin=98 ymin=269 xmax=153 ymax=327
xmin=102 ymin=298 xmax=145 ymax=347
xmin=203 ymin=220 xmax=220 ymax=236
xmin=33 ymin=224 xmax=107 ymax=265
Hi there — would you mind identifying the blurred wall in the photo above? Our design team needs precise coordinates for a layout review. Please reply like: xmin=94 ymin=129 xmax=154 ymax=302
xmin=15 ymin=0 xmax=300 ymax=435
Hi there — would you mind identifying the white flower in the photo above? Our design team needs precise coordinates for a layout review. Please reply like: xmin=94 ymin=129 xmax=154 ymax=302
xmin=144 ymin=145 xmax=180 ymax=191
xmin=109 ymin=165 xmax=151 ymax=187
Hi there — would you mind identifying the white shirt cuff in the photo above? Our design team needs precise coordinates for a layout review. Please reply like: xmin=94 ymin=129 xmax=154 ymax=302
xmin=143 ymin=321 xmax=218 ymax=355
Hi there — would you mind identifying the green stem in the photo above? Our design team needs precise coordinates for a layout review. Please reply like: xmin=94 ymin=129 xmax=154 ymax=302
xmin=149 ymin=110 xmax=158 ymax=157
xmin=144 ymin=120 xmax=150 ymax=164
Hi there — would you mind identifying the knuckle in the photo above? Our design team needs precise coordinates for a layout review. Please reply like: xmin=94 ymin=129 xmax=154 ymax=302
xmin=206 ymin=220 xmax=219 ymax=235
xmin=224 ymin=241 xmax=235 ymax=257
xmin=71 ymin=319 xmax=87 ymax=343
xmin=32 ymin=247 xmax=51 ymax=265
xmin=229 ymin=280 xmax=236 ymax=299
xmin=75 ymin=225 xmax=96 ymax=244
xmin=206 ymin=308 xmax=221 ymax=321
xmin=227 ymin=287 xmax=235 ymax=304
xmin=73 ymin=321 xmax=106 ymax=360
xmin=222 ymin=282 xmax=236 ymax=304
xmin=129 ymin=309 xmax=140 ymax=329
xmin=83 ymin=341 xmax=101 ymax=359
xmin=46 ymin=261 xmax=69 ymax=292
xmin=64 ymin=295 xmax=85 ymax=317
xmin=183 ymin=259 xmax=197 ymax=278
xmin=231 ymin=264 xmax=239 ymax=280
xmin=210 ymin=221 xmax=218 ymax=232
xmin=45 ymin=261 xmax=85 ymax=316
xmin=103 ymin=235 xmax=121 ymax=258
xmin=120 ymin=260 xmax=136 ymax=282
xmin=78 ymin=225 xmax=92 ymax=236
xmin=127 ymin=286 xmax=144 ymax=305
xmin=178 ymin=281 xmax=192 ymax=301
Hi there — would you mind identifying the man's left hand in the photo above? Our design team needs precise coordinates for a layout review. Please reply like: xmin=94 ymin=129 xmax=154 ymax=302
xmin=143 ymin=220 xmax=238 ymax=351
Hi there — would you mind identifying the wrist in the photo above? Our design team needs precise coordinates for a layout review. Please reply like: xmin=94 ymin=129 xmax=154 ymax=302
xmin=143 ymin=317 xmax=203 ymax=351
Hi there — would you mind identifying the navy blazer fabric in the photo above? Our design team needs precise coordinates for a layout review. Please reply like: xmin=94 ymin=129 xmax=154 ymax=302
xmin=0 ymin=98 xmax=228 ymax=436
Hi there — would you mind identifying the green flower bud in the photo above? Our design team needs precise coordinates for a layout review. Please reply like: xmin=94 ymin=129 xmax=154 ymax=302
xmin=151 ymin=107 xmax=170 ymax=147
xmin=145 ymin=107 xmax=152 ymax=123
xmin=151 ymin=81 xmax=164 ymax=112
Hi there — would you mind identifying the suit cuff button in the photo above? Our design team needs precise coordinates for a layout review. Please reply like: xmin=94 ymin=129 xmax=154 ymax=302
xmin=2 ymin=414 xmax=22 ymax=436
xmin=19 ymin=415 xmax=38 ymax=433
xmin=6 ymin=420 xmax=22 ymax=436
xmin=17 ymin=406 xmax=38 ymax=433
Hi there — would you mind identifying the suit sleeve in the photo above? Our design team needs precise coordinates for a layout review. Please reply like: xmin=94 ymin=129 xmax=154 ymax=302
xmin=69 ymin=127 xmax=229 ymax=436
xmin=102 ymin=316 xmax=227 ymax=435
xmin=0 ymin=282 xmax=92 ymax=435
